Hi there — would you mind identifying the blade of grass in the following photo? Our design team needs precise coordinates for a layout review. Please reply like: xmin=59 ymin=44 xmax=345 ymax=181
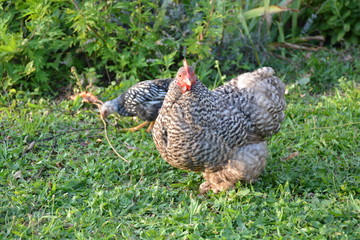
xmin=291 ymin=0 xmax=301 ymax=39
xmin=277 ymin=21 xmax=285 ymax=57
xmin=238 ymin=5 xmax=260 ymax=65
xmin=243 ymin=5 xmax=293 ymax=20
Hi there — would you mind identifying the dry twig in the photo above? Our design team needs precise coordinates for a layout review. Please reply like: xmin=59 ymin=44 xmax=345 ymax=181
xmin=72 ymin=91 xmax=129 ymax=163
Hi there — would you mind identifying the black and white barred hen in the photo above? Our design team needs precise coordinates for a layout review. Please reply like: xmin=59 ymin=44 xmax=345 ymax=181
xmin=152 ymin=60 xmax=286 ymax=193
xmin=100 ymin=78 xmax=173 ymax=132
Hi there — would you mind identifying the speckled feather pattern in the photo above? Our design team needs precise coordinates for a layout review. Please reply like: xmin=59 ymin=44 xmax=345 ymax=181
xmin=102 ymin=78 xmax=172 ymax=121
xmin=152 ymin=67 xmax=286 ymax=193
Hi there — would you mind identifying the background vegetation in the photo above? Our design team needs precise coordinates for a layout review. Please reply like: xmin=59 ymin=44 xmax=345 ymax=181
xmin=1 ymin=0 xmax=359 ymax=94
xmin=0 ymin=0 xmax=359 ymax=239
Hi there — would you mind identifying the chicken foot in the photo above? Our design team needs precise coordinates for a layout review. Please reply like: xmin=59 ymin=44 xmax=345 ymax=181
xmin=199 ymin=174 xmax=236 ymax=194
xmin=199 ymin=142 xmax=268 ymax=194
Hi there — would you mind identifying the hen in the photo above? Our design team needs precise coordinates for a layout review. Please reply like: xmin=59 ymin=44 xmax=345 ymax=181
xmin=152 ymin=60 xmax=286 ymax=193
xmin=100 ymin=78 xmax=173 ymax=132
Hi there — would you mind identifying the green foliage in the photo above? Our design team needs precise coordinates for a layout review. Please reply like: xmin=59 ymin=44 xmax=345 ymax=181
xmin=1 ymin=0 xmax=359 ymax=95
xmin=0 ymin=0 xmax=76 ymax=93
xmin=301 ymin=0 xmax=360 ymax=45
xmin=0 ymin=0 xmax=304 ymax=94
xmin=271 ymin=47 xmax=360 ymax=93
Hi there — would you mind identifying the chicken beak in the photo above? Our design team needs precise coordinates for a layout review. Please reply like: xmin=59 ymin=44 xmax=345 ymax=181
xmin=184 ymin=77 xmax=192 ymax=87
xmin=181 ymin=77 xmax=191 ymax=93
xmin=100 ymin=109 xmax=107 ymax=119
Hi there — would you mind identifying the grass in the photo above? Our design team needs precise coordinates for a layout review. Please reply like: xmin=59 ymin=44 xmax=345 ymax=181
xmin=0 ymin=50 xmax=359 ymax=239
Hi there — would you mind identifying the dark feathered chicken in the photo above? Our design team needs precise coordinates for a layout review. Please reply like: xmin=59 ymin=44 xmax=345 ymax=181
xmin=100 ymin=78 xmax=173 ymax=132
xmin=152 ymin=60 xmax=286 ymax=193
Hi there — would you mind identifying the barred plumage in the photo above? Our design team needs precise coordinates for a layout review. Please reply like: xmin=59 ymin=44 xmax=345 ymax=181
xmin=100 ymin=78 xmax=173 ymax=132
xmin=152 ymin=63 xmax=286 ymax=193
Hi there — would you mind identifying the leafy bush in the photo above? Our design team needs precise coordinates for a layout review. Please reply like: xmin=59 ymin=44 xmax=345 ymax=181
xmin=1 ymin=0 xmax=75 ymax=93
xmin=270 ymin=47 xmax=360 ymax=94
xmin=0 ymin=0 xmax=358 ymax=95
xmin=300 ymin=0 xmax=360 ymax=45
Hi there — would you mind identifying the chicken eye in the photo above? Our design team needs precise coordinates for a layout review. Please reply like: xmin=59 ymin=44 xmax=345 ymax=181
xmin=178 ymin=74 xmax=182 ymax=77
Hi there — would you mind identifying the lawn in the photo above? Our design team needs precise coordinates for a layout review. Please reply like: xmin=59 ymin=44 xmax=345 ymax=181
xmin=0 ymin=50 xmax=359 ymax=239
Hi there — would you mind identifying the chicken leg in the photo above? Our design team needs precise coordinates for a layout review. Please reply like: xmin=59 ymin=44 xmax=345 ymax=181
xmin=145 ymin=121 xmax=155 ymax=133
xmin=199 ymin=142 xmax=268 ymax=194
xmin=118 ymin=121 xmax=155 ymax=133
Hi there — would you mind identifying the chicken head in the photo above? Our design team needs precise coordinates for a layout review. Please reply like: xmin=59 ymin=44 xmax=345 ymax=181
xmin=176 ymin=59 xmax=197 ymax=93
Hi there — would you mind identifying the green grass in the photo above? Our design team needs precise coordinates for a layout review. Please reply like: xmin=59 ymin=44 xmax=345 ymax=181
xmin=1 ymin=51 xmax=359 ymax=239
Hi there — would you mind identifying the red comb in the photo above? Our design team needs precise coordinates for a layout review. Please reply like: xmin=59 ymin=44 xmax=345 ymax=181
xmin=183 ymin=59 xmax=188 ymax=72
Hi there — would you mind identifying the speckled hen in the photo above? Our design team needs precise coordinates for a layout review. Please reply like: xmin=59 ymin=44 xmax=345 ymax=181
xmin=100 ymin=78 xmax=173 ymax=132
xmin=152 ymin=60 xmax=286 ymax=193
